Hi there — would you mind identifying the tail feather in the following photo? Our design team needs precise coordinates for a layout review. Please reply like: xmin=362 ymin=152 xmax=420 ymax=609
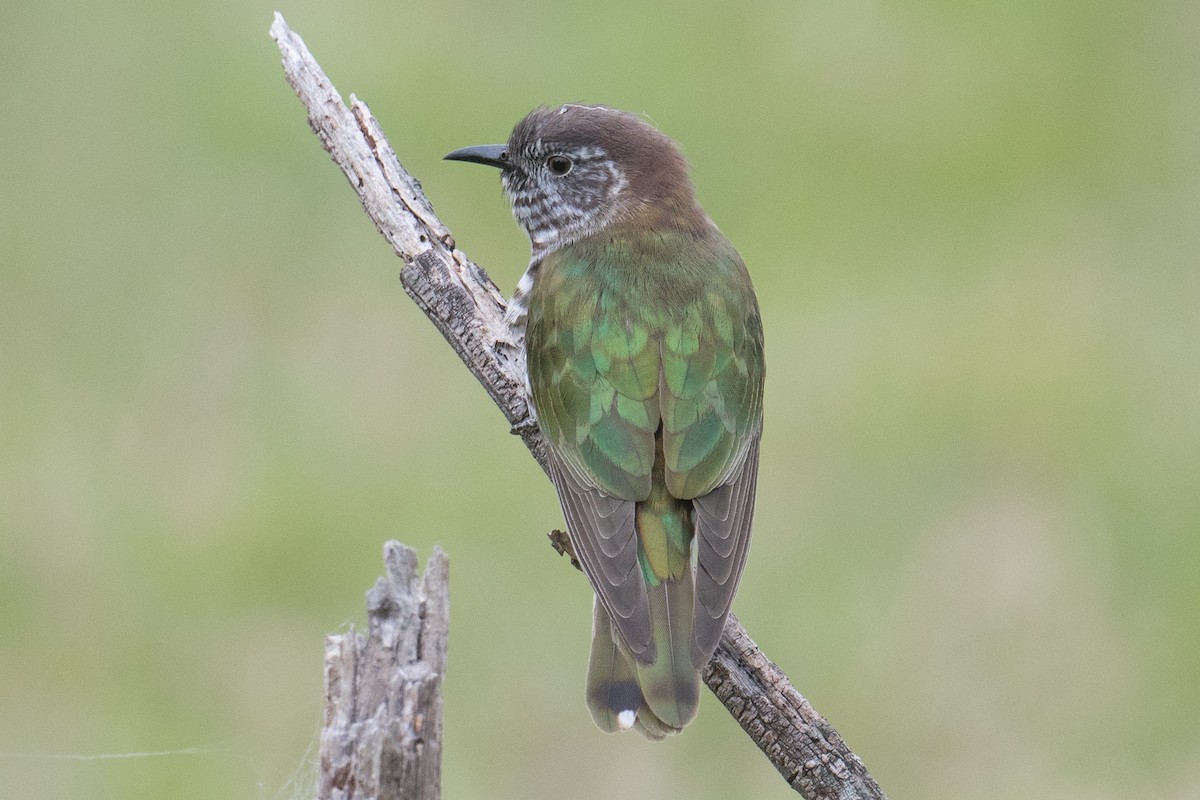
xmin=634 ymin=573 xmax=701 ymax=730
xmin=586 ymin=596 xmax=690 ymax=739
xmin=585 ymin=427 xmax=703 ymax=738
xmin=585 ymin=597 xmax=644 ymax=733
xmin=632 ymin=705 xmax=680 ymax=740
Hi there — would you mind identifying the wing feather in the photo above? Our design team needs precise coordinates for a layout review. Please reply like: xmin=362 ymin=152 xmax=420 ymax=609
xmin=548 ymin=449 xmax=654 ymax=659
xmin=690 ymin=435 xmax=761 ymax=666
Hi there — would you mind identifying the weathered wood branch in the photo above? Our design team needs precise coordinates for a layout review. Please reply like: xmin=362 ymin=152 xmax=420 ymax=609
xmin=271 ymin=13 xmax=887 ymax=800
xmin=320 ymin=542 xmax=449 ymax=800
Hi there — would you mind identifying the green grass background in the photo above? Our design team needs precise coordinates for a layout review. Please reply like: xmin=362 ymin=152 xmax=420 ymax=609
xmin=2 ymin=1 xmax=1197 ymax=798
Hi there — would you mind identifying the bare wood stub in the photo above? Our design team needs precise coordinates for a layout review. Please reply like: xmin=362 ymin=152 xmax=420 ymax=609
xmin=318 ymin=542 xmax=449 ymax=800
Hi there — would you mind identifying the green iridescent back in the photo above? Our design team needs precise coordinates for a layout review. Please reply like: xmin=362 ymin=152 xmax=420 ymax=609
xmin=526 ymin=224 xmax=764 ymax=507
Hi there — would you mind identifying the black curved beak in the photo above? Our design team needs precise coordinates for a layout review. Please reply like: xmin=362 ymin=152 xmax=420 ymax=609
xmin=443 ymin=144 xmax=509 ymax=169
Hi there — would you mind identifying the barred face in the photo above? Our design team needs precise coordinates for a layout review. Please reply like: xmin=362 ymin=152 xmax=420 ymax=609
xmin=501 ymin=139 xmax=628 ymax=253
xmin=490 ymin=105 xmax=698 ymax=255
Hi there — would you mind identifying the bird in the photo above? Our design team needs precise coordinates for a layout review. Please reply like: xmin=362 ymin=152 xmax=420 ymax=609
xmin=445 ymin=104 xmax=764 ymax=739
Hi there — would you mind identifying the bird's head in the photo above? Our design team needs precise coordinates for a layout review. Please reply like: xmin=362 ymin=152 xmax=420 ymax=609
xmin=446 ymin=104 xmax=702 ymax=254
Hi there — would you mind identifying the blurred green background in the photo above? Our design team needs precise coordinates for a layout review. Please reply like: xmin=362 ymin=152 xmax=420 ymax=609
xmin=2 ymin=1 xmax=1198 ymax=798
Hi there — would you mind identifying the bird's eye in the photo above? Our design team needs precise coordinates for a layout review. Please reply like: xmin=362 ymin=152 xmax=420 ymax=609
xmin=546 ymin=155 xmax=573 ymax=176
